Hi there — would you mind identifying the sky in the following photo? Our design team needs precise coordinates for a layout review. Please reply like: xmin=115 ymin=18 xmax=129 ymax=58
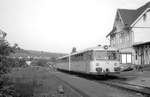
xmin=0 ymin=0 xmax=149 ymax=53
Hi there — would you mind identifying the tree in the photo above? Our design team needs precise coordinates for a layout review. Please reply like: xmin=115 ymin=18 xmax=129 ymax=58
xmin=0 ymin=40 xmax=15 ymax=56
xmin=31 ymin=58 xmax=49 ymax=67
xmin=71 ymin=47 xmax=77 ymax=53
xmin=0 ymin=33 xmax=18 ymax=97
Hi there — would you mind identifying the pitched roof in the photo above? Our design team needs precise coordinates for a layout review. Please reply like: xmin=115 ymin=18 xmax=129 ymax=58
xmin=133 ymin=41 xmax=150 ymax=47
xmin=106 ymin=2 xmax=150 ymax=37
xmin=118 ymin=9 xmax=136 ymax=26
xmin=106 ymin=27 xmax=116 ymax=37
xmin=119 ymin=2 xmax=150 ymax=26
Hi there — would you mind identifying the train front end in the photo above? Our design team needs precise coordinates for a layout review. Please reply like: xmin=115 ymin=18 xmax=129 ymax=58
xmin=89 ymin=48 xmax=121 ymax=75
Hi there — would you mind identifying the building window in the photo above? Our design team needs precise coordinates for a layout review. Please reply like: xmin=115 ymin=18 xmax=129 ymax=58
xmin=127 ymin=54 xmax=132 ymax=63
xmin=118 ymin=33 xmax=121 ymax=44
xmin=120 ymin=37 xmax=122 ymax=43
xmin=121 ymin=53 xmax=132 ymax=64
xmin=117 ymin=34 xmax=119 ymax=44
xmin=135 ymin=51 xmax=138 ymax=60
xmin=125 ymin=34 xmax=129 ymax=42
xmin=114 ymin=36 xmax=116 ymax=45
xmin=121 ymin=54 xmax=126 ymax=63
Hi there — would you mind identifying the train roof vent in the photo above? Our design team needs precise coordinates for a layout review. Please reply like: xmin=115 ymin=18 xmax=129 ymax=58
xmin=98 ymin=45 xmax=101 ymax=47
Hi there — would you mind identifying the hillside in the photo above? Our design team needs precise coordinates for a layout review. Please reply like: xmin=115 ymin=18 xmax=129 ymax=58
xmin=10 ymin=49 xmax=66 ymax=58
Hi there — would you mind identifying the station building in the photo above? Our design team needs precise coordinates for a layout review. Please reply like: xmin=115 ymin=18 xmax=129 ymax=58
xmin=106 ymin=2 xmax=150 ymax=66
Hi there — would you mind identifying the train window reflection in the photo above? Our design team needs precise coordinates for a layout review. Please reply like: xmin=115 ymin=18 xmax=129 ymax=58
xmin=95 ymin=51 xmax=117 ymax=60
xmin=107 ymin=51 xmax=117 ymax=60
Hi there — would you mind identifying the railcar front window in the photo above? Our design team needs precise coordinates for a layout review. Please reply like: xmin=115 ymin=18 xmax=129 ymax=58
xmin=95 ymin=51 xmax=118 ymax=60
xmin=95 ymin=52 xmax=107 ymax=60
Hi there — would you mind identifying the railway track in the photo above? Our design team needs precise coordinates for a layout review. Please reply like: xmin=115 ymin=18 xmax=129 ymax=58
xmin=96 ymin=79 xmax=150 ymax=97
xmin=76 ymin=74 xmax=150 ymax=97
xmin=77 ymin=73 xmax=150 ymax=96
xmin=58 ymin=70 xmax=150 ymax=97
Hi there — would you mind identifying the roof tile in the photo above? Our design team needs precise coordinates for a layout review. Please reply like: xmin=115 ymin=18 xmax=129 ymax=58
xmin=119 ymin=2 xmax=150 ymax=26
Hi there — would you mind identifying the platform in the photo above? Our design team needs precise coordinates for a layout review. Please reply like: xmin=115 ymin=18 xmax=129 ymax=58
xmin=119 ymin=71 xmax=150 ymax=87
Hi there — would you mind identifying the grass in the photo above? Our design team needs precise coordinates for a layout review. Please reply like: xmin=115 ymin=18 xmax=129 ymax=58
xmin=6 ymin=67 xmax=80 ymax=97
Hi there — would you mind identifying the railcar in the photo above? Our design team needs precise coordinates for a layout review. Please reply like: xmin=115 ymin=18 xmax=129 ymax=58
xmin=56 ymin=46 xmax=121 ymax=75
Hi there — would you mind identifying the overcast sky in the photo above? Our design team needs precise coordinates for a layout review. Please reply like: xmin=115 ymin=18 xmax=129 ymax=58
xmin=0 ymin=0 xmax=149 ymax=53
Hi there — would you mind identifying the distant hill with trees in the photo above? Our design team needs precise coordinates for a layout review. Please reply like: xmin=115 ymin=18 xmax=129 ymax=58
xmin=10 ymin=48 xmax=66 ymax=58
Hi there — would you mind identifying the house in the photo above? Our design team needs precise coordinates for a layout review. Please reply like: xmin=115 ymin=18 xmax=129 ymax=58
xmin=106 ymin=2 xmax=150 ymax=65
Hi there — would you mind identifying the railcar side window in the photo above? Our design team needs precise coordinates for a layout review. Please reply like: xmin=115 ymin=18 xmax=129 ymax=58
xmin=83 ymin=51 xmax=93 ymax=60
xmin=71 ymin=53 xmax=84 ymax=61
xmin=61 ymin=57 xmax=68 ymax=62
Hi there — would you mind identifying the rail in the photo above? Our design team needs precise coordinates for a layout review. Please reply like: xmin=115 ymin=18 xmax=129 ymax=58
xmin=99 ymin=80 xmax=150 ymax=96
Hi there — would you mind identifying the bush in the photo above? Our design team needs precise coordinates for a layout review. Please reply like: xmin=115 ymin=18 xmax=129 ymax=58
xmin=0 ymin=75 xmax=18 ymax=97
xmin=14 ymin=78 xmax=34 ymax=97
xmin=32 ymin=59 xmax=49 ymax=67
xmin=0 ymin=38 xmax=20 ymax=96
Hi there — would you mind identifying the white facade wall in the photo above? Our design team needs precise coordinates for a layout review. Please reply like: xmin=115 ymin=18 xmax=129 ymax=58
xmin=132 ymin=10 xmax=150 ymax=43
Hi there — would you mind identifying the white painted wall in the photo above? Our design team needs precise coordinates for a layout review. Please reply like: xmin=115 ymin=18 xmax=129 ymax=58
xmin=133 ymin=28 xmax=150 ymax=43
xmin=133 ymin=10 xmax=150 ymax=43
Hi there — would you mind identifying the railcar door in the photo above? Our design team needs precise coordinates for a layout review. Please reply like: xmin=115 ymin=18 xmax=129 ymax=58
xmin=84 ymin=51 xmax=93 ymax=73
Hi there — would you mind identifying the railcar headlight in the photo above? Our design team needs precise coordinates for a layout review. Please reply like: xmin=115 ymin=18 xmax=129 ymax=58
xmin=106 ymin=68 xmax=110 ymax=72
xmin=96 ymin=67 xmax=102 ymax=72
